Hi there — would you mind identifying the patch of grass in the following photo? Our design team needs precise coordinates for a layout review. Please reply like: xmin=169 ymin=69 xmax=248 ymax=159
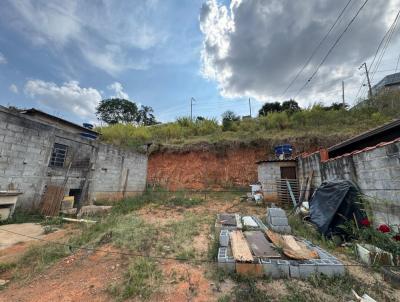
xmin=217 ymin=294 xmax=231 ymax=302
xmin=16 ymin=243 xmax=70 ymax=278
xmin=0 ymin=262 xmax=16 ymax=273
xmin=108 ymin=257 xmax=162 ymax=301
xmin=176 ymin=248 xmax=196 ymax=260
xmin=159 ymin=213 xmax=207 ymax=256
xmin=0 ymin=209 xmax=43 ymax=225
xmin=110 ymin=216 xmax=158 ymax=252
xmin=230 ymin=278 xmax=272 ymax=302
xmin=41 ymin=216 xmax=63 ymax=227
xmin=166 ymin=196 xmax=204 ymax=208
xmin=282 ymin=281 xmax=317 ymax=302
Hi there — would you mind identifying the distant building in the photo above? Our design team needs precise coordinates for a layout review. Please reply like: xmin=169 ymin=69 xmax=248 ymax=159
xmin=372 ymin=72 xmax=400 ymax=95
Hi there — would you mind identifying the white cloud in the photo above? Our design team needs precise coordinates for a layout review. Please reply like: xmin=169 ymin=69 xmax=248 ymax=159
xmin=0 ymin=52 xmax=7 ymax=64
xmin=107 ymin=82 xmax=129 ymax=99
xmin=24 ymin=80 xmax=102 ymax=118
xmin=9 ymin=84 xmax=18 ymax=94
xmin=4 ymin=0 xmax=166 ymax=75
xmin=199 ymin=0 xmax=400 ymax=105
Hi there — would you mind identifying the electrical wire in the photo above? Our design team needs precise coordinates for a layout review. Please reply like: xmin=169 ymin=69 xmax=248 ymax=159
xmin=294 ymin=0 xmax=370 ymax=99
xmin=281 ymin=0 xmax=353 ymax=97
xmin=0 ymin=226 xmax=399 ymax=268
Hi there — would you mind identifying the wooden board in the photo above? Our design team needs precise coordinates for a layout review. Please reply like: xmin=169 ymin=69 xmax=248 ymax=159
xmin=236 ymin=262 xmax=263 ymax=277
xmin=244 ymin=231 xmax=281 ymax=258
xmin=265 ymin=229 xmax=319 ymax=260
xmin=40 ymin=185 xmax=65 ymax=216
xmin=230 ymin=230 xmax=254 ymax=262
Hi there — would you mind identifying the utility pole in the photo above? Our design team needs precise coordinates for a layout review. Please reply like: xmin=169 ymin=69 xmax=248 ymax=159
xmin=190 ymin=97 xmax=195 ymax=121
xmin=342 ymin=80 xmax=345 ymax=106
xmin=359 ymin=62 xmax=372 ymax=98
xmin=248 ymin=98 xmax=252 ymax=117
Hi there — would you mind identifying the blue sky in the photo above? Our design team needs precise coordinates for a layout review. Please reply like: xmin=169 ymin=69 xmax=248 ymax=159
xmin=0 ymin=0 xmax=399 ymax=124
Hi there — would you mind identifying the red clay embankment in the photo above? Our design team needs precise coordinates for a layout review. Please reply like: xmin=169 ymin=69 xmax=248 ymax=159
xmin=147 ymin=136 xmax=345 ymax=190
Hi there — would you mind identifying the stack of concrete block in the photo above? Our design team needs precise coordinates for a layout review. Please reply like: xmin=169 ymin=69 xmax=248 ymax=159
xmin=266 ymin=207 xmax=291 ymax=234
xmin=217 ymin=246 xmax=235 ymax=272
xmin=219 ymin=229 xmax=230 ymax=247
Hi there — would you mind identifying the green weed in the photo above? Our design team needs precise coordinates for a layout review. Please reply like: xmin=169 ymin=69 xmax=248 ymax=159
xmin=16 ymin=243 xmax=70 ymax=278
xmin=108 ymin=257 xmax=162 ymax=301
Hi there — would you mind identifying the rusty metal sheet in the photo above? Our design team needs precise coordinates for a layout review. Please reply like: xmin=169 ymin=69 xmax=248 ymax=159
xmin=218 ymin=213 xmax=236 ymax=226
xmin=244 ymin=231 xmax=281 ymax=258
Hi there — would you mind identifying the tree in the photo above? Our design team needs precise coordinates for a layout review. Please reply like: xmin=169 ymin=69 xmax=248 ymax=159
xmin=222 ymin=110 xmax=240 ymax=122
xmin=325 ymin=102 xmax=349 ymax=110
xmin=137 ymin=105 xmax=157 ymax=126
xmin=281 ymin=99 xmax=301 ymax=114
xmin=221 ymin=110 xmax=240 ymax=131
xmin=96 ymin=98 xmax=138 ymax=124
xmin=258 ymin=102 xmax=282 ymax=116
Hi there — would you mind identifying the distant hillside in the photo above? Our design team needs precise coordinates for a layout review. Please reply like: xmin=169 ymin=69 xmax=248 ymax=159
xmin=97 ymin=91 xmax=400 ymax=152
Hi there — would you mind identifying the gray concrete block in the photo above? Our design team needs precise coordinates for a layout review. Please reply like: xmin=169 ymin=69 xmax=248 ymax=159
xmin=270 ymin=216 xmax=289 ymax=226
xmin=219 ymin=229 xmax=229 ymax=247
xmin=217 ymin=247 xmax=235 ymax=272
xmin=289 ymin=261 xmax=300 ymax=278
xmin=298 ymin=260 xmax=318 ymax=278
xmin=260 ymin=259 xmax=290 ymax=278
xmin=314 ymin=259 xmax=345 ymax=277
xmin=267 ymin=207 xmax=287 ymax=217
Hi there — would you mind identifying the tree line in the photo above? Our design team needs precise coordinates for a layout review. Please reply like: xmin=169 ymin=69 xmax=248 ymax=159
xmin=96 ymin=97 xmax=348 ymax=127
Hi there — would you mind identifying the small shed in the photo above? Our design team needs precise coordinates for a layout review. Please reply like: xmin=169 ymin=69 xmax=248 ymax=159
xmin=256 ymin=159 xmax=298 ymax=205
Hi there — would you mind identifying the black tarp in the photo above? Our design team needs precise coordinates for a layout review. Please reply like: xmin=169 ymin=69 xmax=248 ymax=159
xmin=309 ymin=180 xmax=367 ymax=237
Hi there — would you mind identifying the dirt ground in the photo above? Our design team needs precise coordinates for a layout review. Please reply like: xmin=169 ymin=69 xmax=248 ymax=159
xmin=0 ymin=197 xmax=399 ymax=302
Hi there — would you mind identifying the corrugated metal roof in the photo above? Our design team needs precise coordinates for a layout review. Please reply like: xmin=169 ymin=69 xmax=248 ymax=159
xmin=328 ymin=118 xmax=400 ymax=153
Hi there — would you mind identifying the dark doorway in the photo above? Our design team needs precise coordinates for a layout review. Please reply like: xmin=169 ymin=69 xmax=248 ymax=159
xmin=69 ymin=189 xmax=82 ymax=208
xmin=280 ymin=166 xmax=297 ymax=179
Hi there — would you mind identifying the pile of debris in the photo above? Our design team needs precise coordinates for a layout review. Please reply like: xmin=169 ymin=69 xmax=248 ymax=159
xmin=216 ymin=209 xmax=345 ymax=279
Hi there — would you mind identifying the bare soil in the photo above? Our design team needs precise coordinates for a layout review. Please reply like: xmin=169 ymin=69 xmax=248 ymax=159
xmin=1 ymin=197 xmax=399 ymax=302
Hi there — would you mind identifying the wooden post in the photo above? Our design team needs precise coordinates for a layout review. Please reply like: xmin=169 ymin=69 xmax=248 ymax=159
xmin=123 ymin=168 xmax=130 ymax=198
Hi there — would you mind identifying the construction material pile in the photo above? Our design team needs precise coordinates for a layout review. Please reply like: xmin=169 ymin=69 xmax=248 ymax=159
xmin=216 ymin=209 xmax=345 ymax=279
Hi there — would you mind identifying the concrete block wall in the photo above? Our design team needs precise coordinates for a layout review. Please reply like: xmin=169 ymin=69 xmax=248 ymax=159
xmin=90 ymin=144 xmax=148 ymax=201
xmin=0 ymin=107 xmax=148 ymax=209
xmin=298 ymin=141 xmax=400 ymax=225
xmin=0 ymin=109 xmax=54 ymax=208
xmin=258 ymin=161 xmax=297 ymax=201
xmin=297 ymin=152 xmax=322 ymax=189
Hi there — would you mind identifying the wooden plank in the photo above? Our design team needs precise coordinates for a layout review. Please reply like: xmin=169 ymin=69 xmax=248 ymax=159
xmin=265 ymin=229 xmax=319 ymax=260
xmin=230 ymin=230 xmax=254 ymax=262
xmin=286 ymin=180 xmax=297 ymax=207
xmin=40 ymin=185 xmax=65 ymax=216
xmin=236 ymin=262 xmax=263 ymax=277
xmin=244 ymin=231 xmax=281 ymax=258
xmin=304 ymin=171 xmax=314 ymax=202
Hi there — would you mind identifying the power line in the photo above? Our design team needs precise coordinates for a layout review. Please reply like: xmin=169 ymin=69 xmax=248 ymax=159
xmin=294 ymin=0 xmax=370 ymax=99
xmin=354 ymin=10 xmax=400 ymax=101
xmin=282 ymin=0 xmax=353 ymax=97
xmin=370 ymin=12 xmax=400 ymax=82
xmin=0 ymin=227 xmax=399 ymax=268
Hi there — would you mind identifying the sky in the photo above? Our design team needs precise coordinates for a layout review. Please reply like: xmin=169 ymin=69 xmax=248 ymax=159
xmin=0 ymin=0 xmax=399 ymax=125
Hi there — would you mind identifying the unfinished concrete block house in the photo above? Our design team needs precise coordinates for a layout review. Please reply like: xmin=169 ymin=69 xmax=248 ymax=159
xmin=0 ymin=106 xmax=148 ymax=211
